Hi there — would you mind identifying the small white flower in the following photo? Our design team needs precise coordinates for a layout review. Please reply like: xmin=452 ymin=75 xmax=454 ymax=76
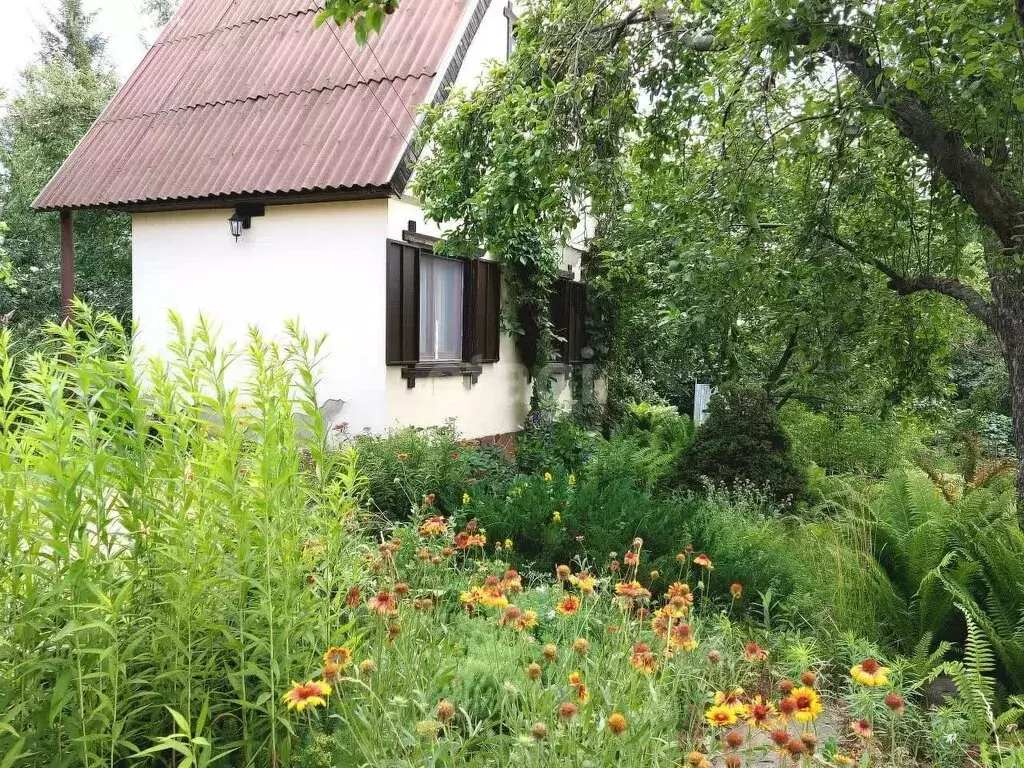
xmin=545 ymin=610 xmax=556 ymax=620
xmin=944 ymin=733 xmax=957 ymax=745
xmin=534 ymin=585 xmax=547 ymax=594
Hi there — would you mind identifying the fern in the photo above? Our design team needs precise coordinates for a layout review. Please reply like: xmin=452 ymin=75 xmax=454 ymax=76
xmin=931 ymin=611 xmax=998 ymax=743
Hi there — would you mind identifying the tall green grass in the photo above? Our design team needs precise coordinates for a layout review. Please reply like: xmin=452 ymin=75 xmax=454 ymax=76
xmin=0 ymin=306 xmax=369 ymax=767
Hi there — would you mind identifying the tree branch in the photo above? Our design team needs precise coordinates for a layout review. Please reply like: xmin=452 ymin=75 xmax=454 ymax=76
xmin=672 ymin=23 xmax=1024 ymax=249
xmin=765 ymin=328 xmax=799 ymax=392
xmin=820 ymin=33 xmax=1024 ymax=252
xmin=819 ymin=230 xmax=997 ymax=330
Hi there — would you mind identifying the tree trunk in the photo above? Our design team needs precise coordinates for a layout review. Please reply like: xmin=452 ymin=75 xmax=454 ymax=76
xmin=990 ymin=271 xmax=1024 ymax=502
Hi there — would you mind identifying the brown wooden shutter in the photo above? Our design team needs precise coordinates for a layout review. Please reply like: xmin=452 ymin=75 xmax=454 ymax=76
xmin=386 ymin=240 xmax=420 ymax=365
xmin=550 ymin=276 xmax=571 ymax=362
xmin=550 ymin=276 xmax=586 ymax=364
xmin=463 ymin=258 xmax=501 ymax=363
xmin=566 ymin=279 xmax=587 ymax=363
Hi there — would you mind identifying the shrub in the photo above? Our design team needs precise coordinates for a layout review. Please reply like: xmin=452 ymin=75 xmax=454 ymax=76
xmin=471 ymin=460 xmax=695 ymax=577
xmin=678 ymin=383 xmax=807 ymax=503
xmin=355 ymin=425 xmax=488 ymax=520
xmin=515 ymin=410 xmax=602 ymax=476
xmin=612 ymin=401 xmax=696 ymax=488
xmin=781 ymin=401 xmax=929 ymax=475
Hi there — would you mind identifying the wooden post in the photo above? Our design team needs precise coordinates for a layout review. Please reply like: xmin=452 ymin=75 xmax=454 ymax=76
xmin=59 ymin=209 xmax=75 ymax=322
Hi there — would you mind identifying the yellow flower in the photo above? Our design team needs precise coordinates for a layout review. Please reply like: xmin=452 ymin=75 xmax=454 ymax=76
xmin=568 ymin=474 xmax=577 ymax=486
xmin=504 ymin=538 xmax=513 ymax=550
xmin=705 ymin=704 xmax=739 ymax=728
xmin=552 ymin=510 xmax=561 ymax=523
xmin=462 ymin=492 xmax=471 ymax=505
xmin=569 ymin=571 xmax=597 ymax=593
xmin=850 ymin=658 xmax=890 ymax=687
xmin=607 ymin=711 xmax=627 ymax=735
xmin=282 ymin=680 xmax=331 ymax=712
xmin=790 ymin=686 xmax=823 ymax=723
xmin=544 ymin=472 xmax=553 ymax=482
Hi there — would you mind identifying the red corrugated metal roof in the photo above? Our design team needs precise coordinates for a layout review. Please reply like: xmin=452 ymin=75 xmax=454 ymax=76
xmin=34 ymin=0 xmax=473 ymax=210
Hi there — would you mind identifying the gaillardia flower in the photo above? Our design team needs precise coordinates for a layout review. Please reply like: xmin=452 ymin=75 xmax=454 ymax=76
xmin=851 ymin=657 xmax=890 ymax=687
xmin=282 ymin=680 xmax=331 ymax=712
xmin=705 ymin=704 xmax=739 ymax=728
xmin=607 ymin=711 xmax=627 ymax=735
xmin=693 ymin=554 xmax=714 ymax=569
xmin=790 ymin=686 xmax=823 ymax=723
xmin=323 ymin=646 xmax=352 ymax=670
xmin=556 ymin=595 xmax=581 ymax=615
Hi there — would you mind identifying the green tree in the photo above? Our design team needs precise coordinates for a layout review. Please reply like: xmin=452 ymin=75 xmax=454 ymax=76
xmin=0 ymin=5 xmax=129 ymax=338
xmin=337 ymin=0 xmax=1024 ymax=501
xmin=38 ymin=0 xmax=106 ymax=72
xmin=140 ymin=0 xmax=179 ymax=26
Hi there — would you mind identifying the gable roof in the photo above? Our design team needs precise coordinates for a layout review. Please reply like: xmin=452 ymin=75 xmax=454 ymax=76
xmin=33 ymin=0 xmax=488 ymax=212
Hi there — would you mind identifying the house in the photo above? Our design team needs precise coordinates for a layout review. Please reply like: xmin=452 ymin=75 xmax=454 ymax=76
xmin=33 ymin=0 xmax=592 ymax=442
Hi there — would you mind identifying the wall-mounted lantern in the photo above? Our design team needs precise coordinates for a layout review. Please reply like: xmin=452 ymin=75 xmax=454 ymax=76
xmin=228 ymin=204 xmax=265 ymax=241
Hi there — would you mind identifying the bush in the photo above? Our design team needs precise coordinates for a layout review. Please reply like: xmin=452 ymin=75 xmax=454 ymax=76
xmin=781 ymin=401 xmax=929 ymax=475
xmin=355 ymin=426 xmax=515 ymax=520
xmin=678 ymin=384 xmax=807 ymax=503
xmin=612 ymin=401 xmax=696 ymax=488
xmin=471 ymin=452 xmax=695 ymax=577
xmin=515 ymin=410 xmax=603 ymax=476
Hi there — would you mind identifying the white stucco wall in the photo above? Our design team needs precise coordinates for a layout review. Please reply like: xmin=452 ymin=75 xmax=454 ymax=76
xmin=132 ymin=200 xmax=390 ymax=433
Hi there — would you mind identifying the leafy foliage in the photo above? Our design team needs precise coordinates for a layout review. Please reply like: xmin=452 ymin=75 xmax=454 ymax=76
xmin=782 ymin=402 xmax=929 ymax=476
xmin=0 ymin=306 xmax=369 ymax=767
xmin=0 ymin=10 xmax=129 ymax=341
xmin=679 ymin=384 xmax=807 ymax=503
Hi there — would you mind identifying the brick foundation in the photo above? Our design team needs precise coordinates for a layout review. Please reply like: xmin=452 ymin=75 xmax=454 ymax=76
xmin=461 ymin=430 xmax=518 ymax=458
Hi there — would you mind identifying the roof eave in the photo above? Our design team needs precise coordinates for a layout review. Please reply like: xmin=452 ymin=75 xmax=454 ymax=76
xmin=33 ymin=184 xmax=398 ymax=214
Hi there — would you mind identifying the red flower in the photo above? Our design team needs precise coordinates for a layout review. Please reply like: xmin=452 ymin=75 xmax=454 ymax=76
xmin=368 ymin=590 xmax=398 ymax=615
xmin=884 ymin=692 xmax=906 ymax=714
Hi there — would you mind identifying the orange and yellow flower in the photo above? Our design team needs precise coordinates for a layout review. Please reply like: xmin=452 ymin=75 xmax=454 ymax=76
xmin=570 ymin=572 xmax=598 ymax=593
xmin=693 ymin=554 xmax=714 ymax=569
xmin=668 ymin=622 xmax=698 ymax=651
xmin=705 ymin=704 xmax=739 ymax=728
xmin=323 ymin=646 xmax=352 ymax=670
xmin=629 ymin=642 xmax=657 ymax=673
xmin=851 ymin=718 xmax=873 ymax=739
xmin=615 ymin=580 xmax=651 ymax=600
xmin=568 ymin=671 xmax=590 ymax=703
xmin=556 ymin=595 xmax=581 ymax=615
xmin=744 ymin=696 xmax=777 ymax=729
xmin=850 ymin=658 xmax=890 ymax=687
xmin=282 ymin=680 xmax=331 ymax=712
xmin=666 ymin=581 xmax=693 ymax=601
xmin=607 ymin=711 xmax=627 ymax=735
xmin=743 ymin=641 xmax=768 ymax=662
xmin=790 ymin=686 xmax=823 ymax=723
xmin=418 ymin=515 xmax=448 ymax=537
xmin=367 ymin=591 xmax=398 ymax=616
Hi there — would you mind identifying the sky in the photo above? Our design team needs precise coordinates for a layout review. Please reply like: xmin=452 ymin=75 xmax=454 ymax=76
xmin=0 ymin=0 xmax=152 ymax=97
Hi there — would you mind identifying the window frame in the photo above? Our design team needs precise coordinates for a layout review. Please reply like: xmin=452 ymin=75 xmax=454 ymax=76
xmin=418 ymin=252 xmax=466 ymax=363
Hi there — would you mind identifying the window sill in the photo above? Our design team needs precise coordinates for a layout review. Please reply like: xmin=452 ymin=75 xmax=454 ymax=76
xmin=401 ymin=361 xmax=484 ymax=389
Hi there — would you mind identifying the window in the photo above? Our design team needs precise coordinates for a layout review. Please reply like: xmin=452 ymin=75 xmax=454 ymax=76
xmin=419 ymin=254 xmax=464 ymax=362
xmin=385 ymin=240 xmax=501 ymax=384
